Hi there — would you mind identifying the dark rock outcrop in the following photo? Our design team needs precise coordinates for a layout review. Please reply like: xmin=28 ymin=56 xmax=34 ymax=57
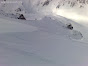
xmin=18 ymin=14 xmax=26 ymax=20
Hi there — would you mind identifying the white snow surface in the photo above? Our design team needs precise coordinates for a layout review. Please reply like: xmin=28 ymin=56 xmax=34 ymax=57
xmin=0 ymin=0 xmax=88 ymax=66
xmin=0 ymin=14 xmax=88 ymax=66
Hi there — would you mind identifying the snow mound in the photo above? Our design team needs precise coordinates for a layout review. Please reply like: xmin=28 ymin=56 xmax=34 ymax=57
xmin=70 ymin=30 xmax=83 ymax=40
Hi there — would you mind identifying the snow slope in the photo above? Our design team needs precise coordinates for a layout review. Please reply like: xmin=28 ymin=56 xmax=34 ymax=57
xmin=0 ymin=14 xmax=88 ymax=66
xmin=0 ymin=0 xmax=88 ymax=66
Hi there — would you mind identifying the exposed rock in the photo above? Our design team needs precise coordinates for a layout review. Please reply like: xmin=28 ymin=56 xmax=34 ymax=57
xmin=18 ymin=14 xmax=26 ymax=20
xmin=43 ymin=0 xmax=50 ymax=6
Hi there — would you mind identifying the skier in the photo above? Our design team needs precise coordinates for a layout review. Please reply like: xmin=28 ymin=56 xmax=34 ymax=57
xmin=67 ymin=23 xmax=73 ymax=30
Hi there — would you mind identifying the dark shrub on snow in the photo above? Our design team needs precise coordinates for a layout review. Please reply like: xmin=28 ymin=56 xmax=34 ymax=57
xmin=43 ymin=0 xmax=50 ymax=6
xmin=18 ymin=14 xmax=26 ymax=20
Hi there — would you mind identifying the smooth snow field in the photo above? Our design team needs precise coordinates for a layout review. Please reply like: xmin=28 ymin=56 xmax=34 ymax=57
xmin=0 ymin=15 xmax=88 ymax=66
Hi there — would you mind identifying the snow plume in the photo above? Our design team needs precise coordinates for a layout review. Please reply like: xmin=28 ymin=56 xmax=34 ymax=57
xmin=30 ymin=0 xmax=88 ymax=26
xmin=52 ymin=5 xmax=88 ymax=26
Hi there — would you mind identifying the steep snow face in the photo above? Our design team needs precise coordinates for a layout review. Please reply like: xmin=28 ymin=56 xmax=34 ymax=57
xmin=52 ymin=0 xmax=88 ymax=26
xmin=29 ymin=0 xmax=88 ymax=13
xmin=28 ymin=0 xmax=88 ymax=26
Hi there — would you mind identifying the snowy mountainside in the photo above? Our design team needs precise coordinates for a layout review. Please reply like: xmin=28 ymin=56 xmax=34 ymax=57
xmin=31 ymin=0 xmax=88 ymax=12
xmin=0 ymin=0 xmax=88 ymax=66
xmin=29 ymin=0 xmax=88 ymax=25
xmin=0 ymin=0 xmax=88 ymax=24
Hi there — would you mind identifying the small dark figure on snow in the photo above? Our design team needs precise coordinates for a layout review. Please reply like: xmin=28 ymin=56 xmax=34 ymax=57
xmin=18 ymin=14 xmax=26 ymax=20
xmin=67 ymin=23 xmax=73 ymax=30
